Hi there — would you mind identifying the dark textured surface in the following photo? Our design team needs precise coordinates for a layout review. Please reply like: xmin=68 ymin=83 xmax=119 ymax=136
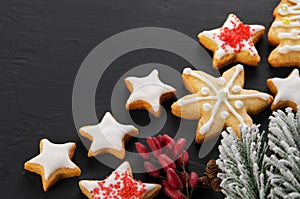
xmin=0 ymin=0 xmax=292 ymax=198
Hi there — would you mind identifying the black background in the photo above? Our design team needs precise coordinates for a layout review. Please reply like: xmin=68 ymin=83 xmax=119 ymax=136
xmin=0 ymin=0 xmax=294 ymax=198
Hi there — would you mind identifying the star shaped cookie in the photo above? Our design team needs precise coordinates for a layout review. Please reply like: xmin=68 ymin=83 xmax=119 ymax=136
xmin=125 ymin=69 xmax=176 ymax=117
xmin=267 ymin=69 xmax=300 ymax=111
xmin=24 ymin=139 xmax=81 ymax=191
xmin=79 ymin=112 xmax=138 ymax=159
xmin=171 ymin=64 xmax=273 ymax=143
xmin=198 ymin=14 xmax=265 ymax=69
xmin=79 ymin=161 xmax=161 ymax=199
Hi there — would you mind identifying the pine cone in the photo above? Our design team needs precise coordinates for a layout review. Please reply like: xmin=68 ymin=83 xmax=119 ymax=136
xmin=211 ymin=177 xmax=221 ymax=192
xmin=205 ymin=159 xmax=219 ymax=179
xmin=199 ymin=175 xmax=211 ymax=189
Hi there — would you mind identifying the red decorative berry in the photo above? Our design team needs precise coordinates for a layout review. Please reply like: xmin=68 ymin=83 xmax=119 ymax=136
xmin=146 ymin=137 xmax=162 ymax=158
xmin=167 ymin=168 xmax=183 ymax=190
xmin=162 ymin=134 xmax=176 ymax=157
xmin=176 ymin=151 xmax=189 ymax=167
xmin=179 ymin=172 xmax=189 ymax=188
xmin=144 ymin=161 xmax=160 ymax=178
xmin=135 ymin=142 xmax=150 ymax=160
xmin=157 ymin=135 xmax=164 ymax=146
xmin=174 ymin=138 xmax=186 ymax=158
xmin=189 ymin=172 xmax=199 ymax=188
xmin=163 ymin=185 xmax=185 ymax=199
xmin=158 ymin=154 xmax=176 ymax=171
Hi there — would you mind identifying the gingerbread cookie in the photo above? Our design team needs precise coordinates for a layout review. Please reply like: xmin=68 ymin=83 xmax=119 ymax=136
xmin=268 ymin=0 xmax=300 ymax=67
xmin=24 ymin=139 xmax=81 ymax=191
xmin=125 ymin=69 xmax=176 ymax=117
xmin=198 ymin=13 xmax=265 ymax=69
xmin=79 ymin=161 xmax=161 ymax=199
xmin=267 ymin=69 xmax=300 ymax=111
xmin=79 ymin=112 xmax=138 ymax=159
xmin=171 ymin=64 xmax=273 ymax=143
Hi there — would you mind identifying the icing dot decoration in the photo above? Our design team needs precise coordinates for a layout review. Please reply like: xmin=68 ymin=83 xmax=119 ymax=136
xmin=218 ymin=77 xmax=226 ymax=85
xmin=201 ymin=87 xmax=210 ymax=95
xmin=203 ymin=103 xmax=212 ymax=111
xmin=231 ymin=85 xmax=242 ymax=93
xmin=281 ymin=4 xmax=289 ymax=12
xmin=220 ymin=111 xmax=229 ymax=119
xmin=234 ymin=100 xmax=243 ymax=109
xmin=282 ymin=17 xmax=291 ymax=25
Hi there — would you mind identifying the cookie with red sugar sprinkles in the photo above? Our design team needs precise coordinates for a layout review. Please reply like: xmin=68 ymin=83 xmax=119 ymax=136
xmin=198 ymin=13 xmax=265 ymax=69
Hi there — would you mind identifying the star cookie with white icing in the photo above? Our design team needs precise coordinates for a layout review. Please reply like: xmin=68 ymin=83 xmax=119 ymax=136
xmin=171 ymin=64 xmax=273 ymax=143
xmin=24 ymin=139 xmax=81 ymax=191
xmin=79 ymin=161 xmax=161 ymax=199
xmin=79 ymin=112 xmax=138 ymax=159
xmin=198 ymin=13 xmax=265 ymax=69
xmin=268 ymin=0 xmax=300 ymax=67
xmin=125 ymin=69 xmax=176 ymax=117
xmin=267 ymin=69 xmax=300 ymax=111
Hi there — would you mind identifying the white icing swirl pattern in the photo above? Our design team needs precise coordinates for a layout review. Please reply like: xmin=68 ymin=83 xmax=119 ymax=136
xmin=178 ymin=64 xmax=270 ymax=135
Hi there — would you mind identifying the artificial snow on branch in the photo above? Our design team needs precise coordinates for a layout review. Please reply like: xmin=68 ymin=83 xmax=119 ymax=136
xmin=266 ymin=107 xmax=300 ymax=199
xmin=217 ymin=124 xmax=269 ymax=199
xmin=217 ymin=107 xmax=300 ymax=199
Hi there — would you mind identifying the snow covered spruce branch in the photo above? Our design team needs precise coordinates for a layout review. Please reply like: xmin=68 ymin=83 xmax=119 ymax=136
xmin=266 ymin=107 xmax=300 ymax=199
xmin=217 ymin=124 xmax=269 ymax=199
xmin=217 ymin=107 xmax=300 ymax=199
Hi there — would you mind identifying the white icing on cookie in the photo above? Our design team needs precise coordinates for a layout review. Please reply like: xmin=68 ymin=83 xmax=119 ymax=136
xmin=200 ymin=14 xmax=264 ymax=59
xmin=177 ymin=65 xmax=271 ymax=135
xmin=278 ymin=44 xmax=300 ymax=54
xmin=79 ymin=161 xmax=156 ymax=199
xmin=28 ymin=139 xmax=78 ymax=180
xmin=126 ymin=69 xmax=176 ymax=112
xmin=234 ymin=100 xmax=243 ymax=109
xmin=278 ymin=29 xmax=300 ymax=39
xmin=203 ymin=103 xmax=212 ymax=111
xmin=231 ymin=85 xmax=242 ymax=93
xmin=271 ymin=69 xmax=300 ymax=106
xmin=80 ymin=112 xmax=137 ymax=154
xmin=201 ymin=87 xmax=210 ymax=95
xmin=217 ymin=77 xmax=226 ymax=85
xmin=220 ymin=111 xmax=229 ymax=119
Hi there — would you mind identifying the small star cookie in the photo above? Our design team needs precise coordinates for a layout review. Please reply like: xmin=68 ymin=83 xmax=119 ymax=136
xmin=79 ymin=112 xmax=138 ymax=159
xmin=198 ymin=14 xmax=265 ymax=69
xmin=171 ymin=64 xmax=273 ymax=143
xmin=125 ymin=69 xmax=176 ymax=117
xmin=24 ymin=139 xmax=81 ymax=191
xmin=79 ymin=161 xmax=161 ymax=199
xmin=267 ymin=69 xmax=300 ymax=111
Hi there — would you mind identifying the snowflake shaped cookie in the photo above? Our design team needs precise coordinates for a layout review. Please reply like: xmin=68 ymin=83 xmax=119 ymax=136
xmin=24 ymin=139 xmax=81 ymax=191
xmin=171 ymin=64 xmax=273 ymax=143
xmin=79 ymin=112 xmax=138 ymax=159
xmin=125 ymin=69 xmax=176 ymax=117
xmin=267 ymin=69 xmax=300 ymax=111
xmin=198 ymin=14 xmax=265 ymax=69
xmin=79 ymin=161 xmax=161 ymax=199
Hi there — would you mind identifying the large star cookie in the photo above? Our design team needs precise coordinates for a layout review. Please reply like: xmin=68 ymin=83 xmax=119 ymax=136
xmin=24 ymin=139 xmax=81 ymax=191
xmin=268 ymin=0 xmax=300 ymax=67
xmin=267 ymin=69 xmax=300 ymax=111
xmin=79 ymin=161 xmax=161 ymax=199
xmin=198 ymin=14 xmax=265 ymax=69
xmin=125 ymin=69 xmax=176 ymax=117
xmin=171 ymin=64 xmax=273 ymax=143
xmin=79 ymin=112 xmax=138 ymax=159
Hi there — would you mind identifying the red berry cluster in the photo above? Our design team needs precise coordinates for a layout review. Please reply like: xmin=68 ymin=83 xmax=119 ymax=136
xmin=135 ymin=134 xmax=199 ymax=199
